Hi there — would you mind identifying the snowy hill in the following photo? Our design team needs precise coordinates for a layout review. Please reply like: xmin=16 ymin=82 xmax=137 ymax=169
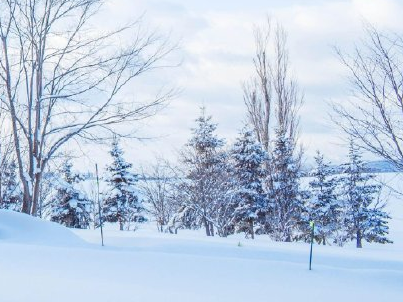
xmin=0 ymin=209 xmax=86 ymax=247
xmin=0 ymin=173 xmax=402 ymax=301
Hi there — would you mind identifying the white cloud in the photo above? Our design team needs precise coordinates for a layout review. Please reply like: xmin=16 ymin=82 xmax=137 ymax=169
xmin=74 ymin=0 xmax=403 ymax=168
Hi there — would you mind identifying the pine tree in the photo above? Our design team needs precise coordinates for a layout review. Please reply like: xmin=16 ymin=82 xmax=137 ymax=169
xmin=268 ymin=128 xmax=303 ymax=242
xmin=308 ymin=151 xmax=340 ymax=245
xmin=207 ymin=154 xmax=236 ymax=237
xmin=177 ymin=108 xmax=226 ymax=236
xmin=230 ymin=129 xmax=267 ymax=239
xmin=102 ymin=138 xmax=146 ymax=231
xmin=340 ymin=141 xmax=392 ymax=248
xmin=50 ymin=160 xmax=92 ymax=229
xmin=0 ymin=160 xmax=22 ymax=211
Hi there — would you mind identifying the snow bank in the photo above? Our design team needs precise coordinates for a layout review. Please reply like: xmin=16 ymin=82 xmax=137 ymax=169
xmin=0 ymin=173 xmax=402 ymax=301
xmin=0 ymin=210 xmax=86 ymax=247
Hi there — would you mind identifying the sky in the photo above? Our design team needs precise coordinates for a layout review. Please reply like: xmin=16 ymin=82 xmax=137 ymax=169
xmin=75 ymin=0 xmax=403 ymax=171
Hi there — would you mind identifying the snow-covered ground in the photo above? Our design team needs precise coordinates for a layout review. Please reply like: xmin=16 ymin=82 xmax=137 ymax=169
xmin=1 ymin=174 xmax=403 ymax=302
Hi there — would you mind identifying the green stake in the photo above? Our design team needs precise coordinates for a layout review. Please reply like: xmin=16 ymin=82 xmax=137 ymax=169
xmin=309 ymin=221 xmax=315 ymax=270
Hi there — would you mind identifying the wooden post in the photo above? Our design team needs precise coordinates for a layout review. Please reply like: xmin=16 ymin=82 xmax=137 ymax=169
xmin=309 ymin=221 xmax=315 ymax=270
xmin=95 ymin=164 xmax=104 ymax=247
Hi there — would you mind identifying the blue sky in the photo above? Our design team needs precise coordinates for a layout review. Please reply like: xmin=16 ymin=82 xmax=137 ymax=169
xmin=77 ymin=0 xmax=403 ymax=170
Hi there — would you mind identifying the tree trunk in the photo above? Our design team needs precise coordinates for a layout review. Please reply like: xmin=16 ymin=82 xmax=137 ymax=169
xmin=202 ymin=216 xmax=211 ymax=236
xmin=356 ymin=230 xmax=362 ymax=248
xmin=21 ymin=188 xmax=32 ymax=214
xmin=209 ymin=222 xmax=214 ymax=237
xmin=119 ymin=219 xmax=124 ymax=231
xmin=31 ymin=173 xmax=42 ymax=216
xmin=249 ymin=219 xmax=255 ymax=239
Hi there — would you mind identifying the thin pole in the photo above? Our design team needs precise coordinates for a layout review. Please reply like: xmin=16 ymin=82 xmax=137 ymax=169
xmin=95 ymin=164 xmax=104 ymax=247
xmin=309 ymin=221 xmax=314 ymax=270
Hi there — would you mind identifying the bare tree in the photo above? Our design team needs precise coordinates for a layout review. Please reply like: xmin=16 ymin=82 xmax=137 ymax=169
xmin=243 ymin=18 xmax=304 ymax=241
xmin=243 ymin=18 xmax=302 ymax=152
xmin=333 ymin=25 xmax=403 ymax=171
xmin=0 ymin=0 xmax=176 ymax=215
xmin=140 ymin=159 xmax=178 ymax=232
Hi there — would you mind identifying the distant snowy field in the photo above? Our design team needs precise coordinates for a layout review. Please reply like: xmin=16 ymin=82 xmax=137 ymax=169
xmin=0 ymin=173 xmax=402 ymax=302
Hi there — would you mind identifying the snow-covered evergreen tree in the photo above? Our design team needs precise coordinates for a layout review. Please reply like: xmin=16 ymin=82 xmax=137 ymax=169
xmin=211 ymin=154 xmax=237 ymax=237
xmin=340 ymin=141 xmax=392 ymax=248
xmin=50 ymin=160 xmax=92 ymax=229
xmin=307 ymin=151 xmax=341 ymax=245
xmin=0 ymin=160 xmax=22 ymax=211
xmin=268 ymin=128 xmax=303 ymax=242
xmin=230 ymin=129 xmax=267 ymax=239
xmin=176 ymin=108 xmax=227 ymax=236
xmin=102 ymin=138 xmax=146 ymax=231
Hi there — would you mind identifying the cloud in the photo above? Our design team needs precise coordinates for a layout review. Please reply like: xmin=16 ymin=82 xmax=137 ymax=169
xmin=74 ymin=0 xmax=403 ymax=168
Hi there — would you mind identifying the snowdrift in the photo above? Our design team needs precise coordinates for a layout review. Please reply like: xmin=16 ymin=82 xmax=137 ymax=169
xmin=0 ymin=210 xmax=86 ymax=247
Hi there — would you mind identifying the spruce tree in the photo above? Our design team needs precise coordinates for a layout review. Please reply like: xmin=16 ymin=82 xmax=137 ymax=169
xmin=341 ymin=141 xmax=392 ymax=248
xmin=308 ymin=151 xmax=340 ymax=245
xmin=177 ymin=108 xmax=226 ymax=236
xmin=103 ymin=138 xmax=146 ymax=231
xmin=50 ymin=160 xmax=92 ymax=229
xmin=230 ymin=129 xmax=267 ymax=239
xmin=269 ymin=128 xmax=303 ymax=242
xmin=0 ymin=160 xmax=22 ymax=211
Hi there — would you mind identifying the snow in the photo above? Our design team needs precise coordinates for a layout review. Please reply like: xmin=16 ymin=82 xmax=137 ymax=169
xmin=0 ymin=174 xmax=402 ymax=301
xmin=0 ymin=210 xmax=86 ymax=247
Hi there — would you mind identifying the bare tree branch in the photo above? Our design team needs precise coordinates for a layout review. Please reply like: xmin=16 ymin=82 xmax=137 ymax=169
xmin=0 ymin=0 xmax=177 ymax=215
xmin=332 ymin=24 xmax=403 ymax=170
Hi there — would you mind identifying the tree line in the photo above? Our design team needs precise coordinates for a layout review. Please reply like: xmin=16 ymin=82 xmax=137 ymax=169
xmin=144 ymin=109 xmax=391 ymax=248
xmin=0 ymin=111 xmax=389 ymax=249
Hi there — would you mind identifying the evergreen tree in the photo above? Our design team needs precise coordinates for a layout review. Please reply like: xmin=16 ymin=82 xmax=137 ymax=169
xmin=340 ymin=141 xmax=392 ymax=248
xmin=268 ymin=128 xmax=303 ymax=242
xmin=230 ymin=129 xmax=267 ymax=239
xmin=50 ymin=160 xmax=92 ymax=229
xmin=177 ymin=108 xmax=226 ymax=236
xmin=308 ymin=151 xmax=341 ymax=245
xmin=207 ymin=154 xmax=236 ymax=237
xmin=0 ymin=160 xmax=22 ymax=211
xmin=103 ymin=138 xmax=146 ymax=231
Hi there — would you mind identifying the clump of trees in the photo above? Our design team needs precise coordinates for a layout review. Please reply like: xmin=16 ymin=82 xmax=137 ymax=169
xmin=163 ymin=108 xmax=391 ymax=248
